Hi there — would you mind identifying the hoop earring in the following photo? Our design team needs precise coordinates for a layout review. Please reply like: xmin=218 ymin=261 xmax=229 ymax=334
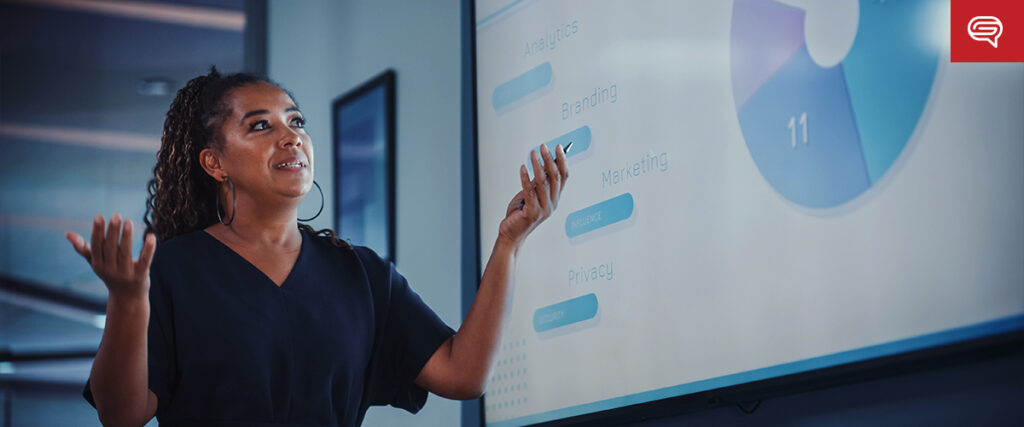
xmin=216 ymin=176 xmax=236 ymax=226
xmin=299 ymin=180 xmax=324 ymax=222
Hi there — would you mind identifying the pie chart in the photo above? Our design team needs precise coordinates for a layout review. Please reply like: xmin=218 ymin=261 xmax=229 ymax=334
xmin=731 ymin=0 xmax=941 ymax=209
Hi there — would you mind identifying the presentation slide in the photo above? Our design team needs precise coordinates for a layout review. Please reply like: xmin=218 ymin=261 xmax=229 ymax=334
xmin=473 ymin=1 xmax=1024 ymax=425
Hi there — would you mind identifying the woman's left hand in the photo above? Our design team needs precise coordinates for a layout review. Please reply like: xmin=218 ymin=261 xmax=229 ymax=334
xmin=498 ymin=144 xmax=569 ymax=248
xmin=418 ymin=144 xmax=568 ymax=400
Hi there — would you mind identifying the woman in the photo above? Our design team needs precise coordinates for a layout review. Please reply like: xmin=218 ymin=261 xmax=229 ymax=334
xmin=65 ymin=68 xmax=569 ymax=426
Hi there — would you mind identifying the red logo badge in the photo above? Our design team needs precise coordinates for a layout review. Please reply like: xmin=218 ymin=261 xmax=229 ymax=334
xmin=951 ymin=0 xmax=1024 ymax=62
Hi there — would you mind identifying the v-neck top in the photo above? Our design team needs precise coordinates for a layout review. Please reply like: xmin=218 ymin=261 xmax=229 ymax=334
xmin=201 ymin=230 xmax=304 ymax=288
xmin=82 ymin=227 xmax=456 ymax=426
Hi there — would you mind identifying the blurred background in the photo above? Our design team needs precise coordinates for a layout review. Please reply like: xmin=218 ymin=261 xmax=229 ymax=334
xmin=0 ymin=0 xmax=463 ymax=425
xmin=0 ymin=0 xmax=246 ymax=425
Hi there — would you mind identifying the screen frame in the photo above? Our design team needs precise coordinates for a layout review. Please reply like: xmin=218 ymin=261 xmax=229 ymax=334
xmin=332 ymin=69 xmax=398 ymax=263
xmin=463 ymin=2 xmax=1023 ymax=426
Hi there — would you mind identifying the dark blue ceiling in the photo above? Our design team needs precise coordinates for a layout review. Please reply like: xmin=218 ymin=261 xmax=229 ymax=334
xmin=0 ymin=2 xmax=245 ymax=135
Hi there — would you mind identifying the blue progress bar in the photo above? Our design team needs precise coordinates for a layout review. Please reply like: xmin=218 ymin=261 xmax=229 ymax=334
xmin=528 ymin=125 xmax=591 ymax=174
xmin=533 ymin=293 xmax=599 ymax=333
xmin=493 ymin=62 xmax=552 ymax=110
xmin=565 ymin=193 xmax=634 ymax=238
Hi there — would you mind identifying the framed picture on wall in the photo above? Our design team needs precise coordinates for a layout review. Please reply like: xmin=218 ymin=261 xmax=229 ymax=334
xmin=332 ymin=69 xmax=396 ymax=263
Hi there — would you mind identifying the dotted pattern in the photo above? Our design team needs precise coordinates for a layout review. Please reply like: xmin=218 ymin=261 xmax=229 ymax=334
xmin=485 ymin=337 xmax=529 ymax=414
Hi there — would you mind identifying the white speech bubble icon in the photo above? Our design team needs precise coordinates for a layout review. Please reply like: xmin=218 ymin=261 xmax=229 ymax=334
xmin=968 ymin=16 xmax=1003 ymax=48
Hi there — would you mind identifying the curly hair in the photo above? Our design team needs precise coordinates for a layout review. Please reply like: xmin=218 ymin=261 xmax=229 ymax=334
xmin=143 ymin=66 xmax=350 ymax=249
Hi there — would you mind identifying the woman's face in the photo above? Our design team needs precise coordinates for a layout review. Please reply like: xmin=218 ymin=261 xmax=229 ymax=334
xmin=205 ymin=81 xmax=314 ymax=205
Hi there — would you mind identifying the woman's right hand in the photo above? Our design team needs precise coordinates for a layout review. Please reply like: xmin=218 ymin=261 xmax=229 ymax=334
xmin=66 ymin=213 xmax=157 ymax=302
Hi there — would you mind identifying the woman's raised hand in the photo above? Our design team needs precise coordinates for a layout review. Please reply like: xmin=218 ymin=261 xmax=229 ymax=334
xmin=66 ymin=213 xmax=156 ymax=301
xmin=499 ymin=144 xmax=569 ymax=248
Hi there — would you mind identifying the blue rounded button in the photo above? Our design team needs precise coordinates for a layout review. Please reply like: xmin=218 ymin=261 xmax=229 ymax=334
xmin=565 ymin=193 xmax=634 ymax=238
xmin=533 ymin=293 xmax=598 ymax=333
xmin=492 ymin=62 xmax=552 ymax=110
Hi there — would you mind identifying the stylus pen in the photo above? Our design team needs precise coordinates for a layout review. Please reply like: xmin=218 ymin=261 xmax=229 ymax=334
xmin=518 ymin=141 xmax=572 ymax=210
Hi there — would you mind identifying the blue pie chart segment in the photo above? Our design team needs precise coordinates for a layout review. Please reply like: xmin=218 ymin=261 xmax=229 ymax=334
xmin=738 ymin=45 xmax=870 ymax=209
xmin=843 ymin=0 xmax=940 ymax=184
xmin=731 ymin=0 xmax=940 ymax=209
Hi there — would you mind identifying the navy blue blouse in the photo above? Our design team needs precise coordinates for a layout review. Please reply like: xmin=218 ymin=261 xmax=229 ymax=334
xmin=82 ymin=227 xmax=456 ymax=426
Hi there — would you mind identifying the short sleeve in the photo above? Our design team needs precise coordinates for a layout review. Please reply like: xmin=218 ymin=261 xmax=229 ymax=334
xmin=360 ymin=247 xmax=456 ymax=413
xmin=82 ymin=254 xmax=177 ymax=420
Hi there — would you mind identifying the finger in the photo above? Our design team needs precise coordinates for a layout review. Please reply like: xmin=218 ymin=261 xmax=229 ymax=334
xmin=119 ymin=219 xmax=134 ymax=275
xmin=66 ymin=231 xmax=82 ymax=253
xmin=555 ymin=143 xmax=569 ymax=191
xmin=66 ymin=232 xmax=92 ymax=263
xmin=104 ymin=213 xmax=121 ymax=271
xmin=541 ymin=144 xmax=560 ymax=202
xmin=519 ymin=164 xmax=538 ymax=209
xmin=507 ymin=190 xmax=524 ymax=214
xmin=135 ymin=233 xmax=157 ymax=277
xmin=91 ymin=214 xmax=105 ymax=268
xmin=529 ymin=150 xmax=549 ymax=211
